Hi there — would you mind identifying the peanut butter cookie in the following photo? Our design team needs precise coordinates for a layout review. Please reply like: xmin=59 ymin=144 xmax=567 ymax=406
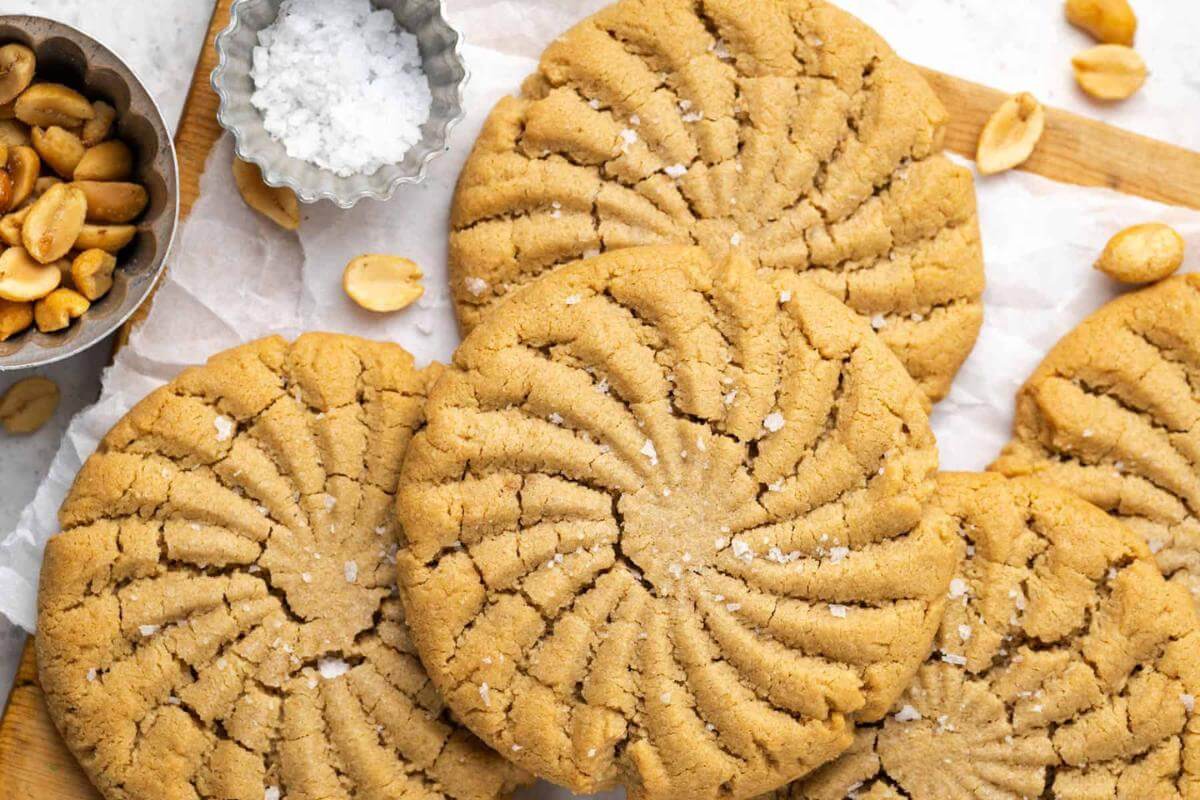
xmin=993 ymin=275 xmax=1200 ymax=613
xmin=771 ymin=473 xmax=1200 ymax=799
xmin=396 ymin=246 xmax=958 ymax=800
xmin=37 ymin=334 xmax=531 ymax=800
xmin=449 ymin=0 xmax=985 ymax=404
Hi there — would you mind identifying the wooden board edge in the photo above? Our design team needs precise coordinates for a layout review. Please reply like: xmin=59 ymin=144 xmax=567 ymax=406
xmin=0 ymin=1 xmax=233 ymax=797
xmin=917 ymin=66 xmax=1200 ymax=211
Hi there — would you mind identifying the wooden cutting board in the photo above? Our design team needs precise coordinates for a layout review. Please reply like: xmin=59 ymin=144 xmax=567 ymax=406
xmin=2 ymin=1 xmax=1199 ymax=795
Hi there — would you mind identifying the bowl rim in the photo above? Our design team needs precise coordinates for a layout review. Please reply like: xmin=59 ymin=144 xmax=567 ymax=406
xmin=0 ymin=13 xmax=181 ymax=372
xmin=211 ymin=0 xmax=470 ymax=209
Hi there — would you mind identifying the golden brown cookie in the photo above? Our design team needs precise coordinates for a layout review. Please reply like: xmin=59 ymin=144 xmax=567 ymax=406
xmin=37 ymin=335 xmax=531 ymax=800
xmin=993 ymin=274 xmax=1200 ymax=612
xmin=770 ymin=472 xmax=1200 ymax=800
xmin=396 ymin=245 xmax=958 ymax=800
xmin=449 ymin=0 xmax=985 ymax=404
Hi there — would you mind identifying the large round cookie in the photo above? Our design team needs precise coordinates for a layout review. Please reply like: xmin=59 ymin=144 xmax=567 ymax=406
xmin=993 ymin=274 xmax=1200 ymax=613
xmin=37 ymin=335 xmax=531 ymax=800
xmin=449 ymin=0 xmax=984 ymax=404
xmin=396 ymin=246 xmax=958 ymax=799
xmin=771 ymin=472 xmax=1200 ymax=800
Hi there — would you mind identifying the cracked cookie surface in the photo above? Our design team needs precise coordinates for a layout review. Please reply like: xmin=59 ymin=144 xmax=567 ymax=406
xmin=769 ymin=472 xmax=1200 ymax=800
xmin=993 ymin=275 xmax=1200 ymax=614
xmin=396 ymin=245 xmax=957 ymax=800
xmin=449 ymin=0 xmax=984 ymax=405
xmin=37 ymin=334 xmax=531 ymax=800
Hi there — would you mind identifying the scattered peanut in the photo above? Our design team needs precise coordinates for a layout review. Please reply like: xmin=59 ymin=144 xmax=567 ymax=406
xmin=31 ymin=125 xmax=85 ymax=178
xmin=232 ymin=158 xmax=299 ymax=230
xmin=1072 ymin=44 xmax=1147 ymax=101
xmin=0 ymin=246 xmax=61 ymax=301
xmin=0 ymin=118 xmax=29 ymax=147
xmin=70 ymin=248 xmax=116 ymax=300
xmin=74 ymin=223 xmax=136 ymax=253
xmin=14 ymin=82 xmax=94 ymax=128
xmin=1095 ymin=223 xmax=1185 ymax=284
xmin=0 ymin=169 xmax=10 ymax=214
xmin=33 ymin=286 xmax=89 ymax=332
xmin=976 ymin=92 xmax=1045 ymax=176
xmin=22 ymin=182 xmax=87 ymax=263
xmin=0 ymin=45 xmax=35 ymax=106
xmin=6 ymin=145 xmax=40 ymax=208
xmin=343 ymin=255 xmax=424 ymax=312
xmin=80 ymin=100 xmax=115 ymax=147
xmin=1065 ymin=0 xmax=1136 ymax=46
xmin=73 ymin=139 xmax=133 ymax=181
xmin=0 ymin=376 xmax=59 ymax=433
xmin=0 ymin=298 xmax=32 ymax=340
xmin=72 ymin=180 xmax=147 ymax=224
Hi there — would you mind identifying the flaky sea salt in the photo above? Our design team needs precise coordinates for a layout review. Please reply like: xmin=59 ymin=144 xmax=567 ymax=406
xmin=318 ymin=657 xmax=350 ymax=679
xmin=250 ymin=0 xmax=432 ymax=177
xmin=763 ymin=412 xmax=785 ymax=432
xmin=344 ymin=560 xmax=358 ymax=583
xmin=893 ymin=704 xmax=921 ymax=722
xmin=213 ymin=415 xmax=234 ymax=442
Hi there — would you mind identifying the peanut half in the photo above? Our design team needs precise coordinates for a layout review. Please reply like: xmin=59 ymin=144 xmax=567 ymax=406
xmin=74 ymin=223 xmax=136 ymax=253
xmin=32 ymin=125 xmax=85 ymax=178
xmin=0 ymin=298 xmax=32 ymax=341
xmin=1095 ymin=223 xmax=1186 ymax=284
xmin=72 ymin=180 xmax=147 ymax=224
xmin=71 ymin=248 xmax=116 ymax=300
xmin=14 ymin=83 xmax=94 ymax=128
xmin=0 ymin=118 xmax=29 ymax=147
xmin=232 ymin=158 xmax=299 ymax=230
xmin=0 ymin=376 xmax=59 ymax=434
xmin=34 ymin=287 xmax=89 ymax=332
xmin=0 ymin=246 xmax=61 ymax=301
xmin=0 ymin=45 xmax=35 ymax=106
xmin=22 ymin=182 xmax=88 ymax=263
xmin=80 ymin=100 xmax=115 ymax=147
xmin=74 ymin=139 xmax=133 ymax=181
xmin=0 ymin=204 xmax=29 ymax=246
xmin=1065 ymin=0 xmax=1136 ymax=46
xmin=343 ymin=255 xmax=424 ymax=312
xmin=1072 ymin=45 xmax=1147 ymax=101
xmin=976 ymin=92 xmax=1045 ymax=176
xmin=6 ymin=145 xmax=40 ymax=209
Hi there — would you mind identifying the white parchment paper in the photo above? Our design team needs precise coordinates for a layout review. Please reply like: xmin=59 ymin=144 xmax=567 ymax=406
xmin=2 ymin=2 xmax=1199 ymax=796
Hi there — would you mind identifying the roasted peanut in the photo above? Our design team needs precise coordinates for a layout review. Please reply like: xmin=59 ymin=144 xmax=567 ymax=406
xmin=0 ymin=376 xmax=59 ymax=433
xmin=0 ymin=44 xmax=35 ymax=106
xmin=0 ymin=298 xmax=32 ymax=341
xmin=31 ymin=125 xmax=85 ymax=178
xmin=22 ymin=182 xmax=87 ymax=263
xmin=33 ymin=286 xmax=89 ymax=332
xmin=343 ymin=255 xmax=424 ymax=312
xmin=74 ymin=223 xmax=136 ymax=253
xmin=1065 ymin=0 xmax=1137 ymax=45
xmin=1095 ymin=223 xmax=1185 ymax=284
xmin=976 ymin=92 xmax=1045 ymax=175
xmin=232 ymin=158 xmax=299 ymax=230
xmin=70 ymin=248 xmax=116 ymax=300
xmin=0 ymin=170 xmax=10 ymax=214
xmin=1072 ymin=45 xmax=1147 ymax=101
xmin=0 ymin=204 xmax=28 ymax=246
xmin=73 ymin=139 xmax=133 ymax=181
xmin=0 ymin=118 xmax=29 ymax=147
xmin=80 ymin=100 xmax=115 ymax=147
xmin=14 ymin=83 xmax=94 ymax=128
xmin=0 ymin=246 xmax=61 ymax=301
xmin=72 ymin=180 xmax=147 ymax=224
xmin=6 ymin=145 xmax=39 ymax=208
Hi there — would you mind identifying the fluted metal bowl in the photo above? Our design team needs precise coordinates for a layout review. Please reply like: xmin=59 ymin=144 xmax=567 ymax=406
xmin=212 ymin=0 xmax=469 ymax=208
xmin=0 ymin=15 xmax=179 ymax=371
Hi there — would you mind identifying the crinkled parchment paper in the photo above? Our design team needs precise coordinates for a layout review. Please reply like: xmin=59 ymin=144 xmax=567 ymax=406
xmin=1 ymin=2 xmax=1198 ymax=797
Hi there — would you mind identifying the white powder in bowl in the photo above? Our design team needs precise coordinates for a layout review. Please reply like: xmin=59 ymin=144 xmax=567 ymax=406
xmin=249 ymin=0 xmax=432 ymax=177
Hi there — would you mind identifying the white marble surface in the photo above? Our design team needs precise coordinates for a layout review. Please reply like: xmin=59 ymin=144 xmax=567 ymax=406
xmin=1 ymin=0 xmax=1199 ymax=776
xmin=0 ymin=0 xmax=215 ymax=711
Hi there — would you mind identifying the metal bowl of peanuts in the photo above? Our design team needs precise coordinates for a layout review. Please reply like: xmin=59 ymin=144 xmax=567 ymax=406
xmin=0 ymin=15 xmax=179 ymax=370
